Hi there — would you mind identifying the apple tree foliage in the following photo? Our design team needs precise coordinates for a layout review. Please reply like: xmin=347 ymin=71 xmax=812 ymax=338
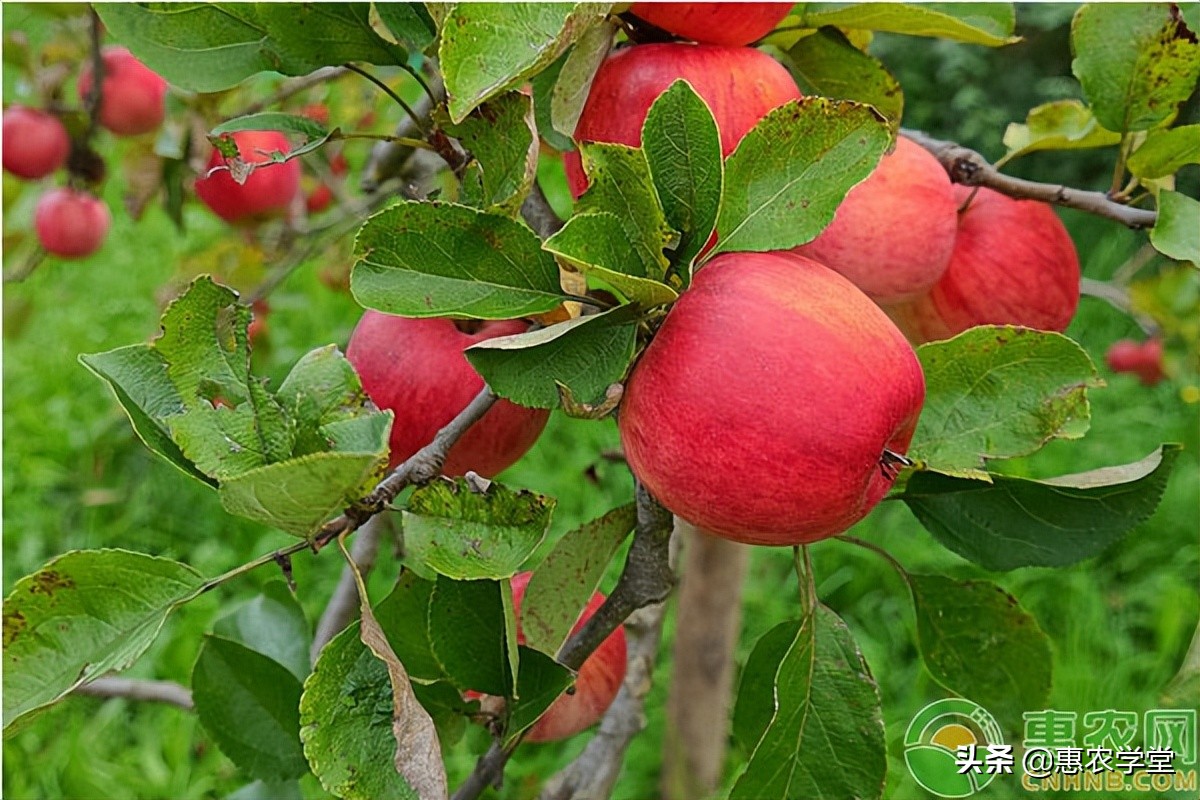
xmin=3 ymin=3 xmax=1197 ymax=798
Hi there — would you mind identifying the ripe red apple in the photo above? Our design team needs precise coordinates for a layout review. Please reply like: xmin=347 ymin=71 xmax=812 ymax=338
xmin=194 ymin=130 xmax=302 ymax=224
xmin=345 ymin=311 xmax=550 ymax=476
xmin=793 ymin=136 xmax=959 ymax=306
xmin=487 ymin=572 xmax=625 ymax=742
xmin=34 ymin=187 xmax=111 ymax=259
xmin=1106 ymin=337 xmax=1165 ymax=386
xmin=619 ymin=251 xmax=925 ymax=545
xmin=2 ymin=106 xmax=71 ymax=179
xmin=565 ymin=43 xmax=802 ymax=197
xmin=628 ymin=3 xmax=792 ymax=46
xmin=886 ymin=186 xmax=1081 ymax=344
xmin=299 ymin=103 xmax=330 ymax=126
xmin=77 ymin=46 xmax=168 ymax=136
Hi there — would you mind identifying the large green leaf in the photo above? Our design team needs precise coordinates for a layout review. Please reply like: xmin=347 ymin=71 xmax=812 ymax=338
xmin=729 ymin=605 xmax=885 ymax=800
xmin=713 ymin=97 xmax=891 ymax=256
xmin=275 ymin=344 xmax=376 ymax=458
xmin=550 ymin=19 xmax=617 ymax=142
xmin=910 ymin=327 xmax=1101 ymax=476
xmin=374 ymin=572 xmax=446 ymax=684
xmin=465 ymin=306 xmax=639 ymax=410
xmin=2 ymin=550 xmax=203 ymax=729
xmin=427 ymin=576 xmax=512 ymax=695
xmin=98 ymin=3 xmax=409 ymax=93
xmin=1128 ymin=125 xmax=1200 ymax=179
xmin=439 ymin=92 xmax=538 ymax=214
xmin=797 ymin=3 xmax=1019 ymax=46
xmin=300 ymin=624 xmax=418 ymax=800
xmin=784 ymin=27 xmax=904 ymax=135
xmin=214 ymin=582 xmax=311 ymax=683
xmin=1071 ymin=3 xmax=1200 ymax=133
xmin=351 ymin=201 xmax=567 ymax=319
xmin=439 ymin=3 xmax=611 ymax=123
xmin=370 ymin=2 xmax=437 ymax=53
xmin=731 ymin=619 xmax=799 ymax=754
xmin=543 ymin=212 xmax=680 ymax=308
xmin=909 ymin=575 xmax=1052 ymax=729
xmin=641 ymin=80 xmax=723 ymax=275
xmin=903 ymin=445 xmax=1181 ymax=570
xmin=402 ymin=479 xmax=555 ymax=580
xmin=192 ymin=636 xmax=307 ymax=782
xmin=1001 ymin=99 xmax=1122 ymax=160
xmin=1151 ymin=190 xmax=1200 ymax=265
xmin=522 ymin=504 xmax=635 ymax=656
xmin=503 ymin=645 xmax=574 ymax=745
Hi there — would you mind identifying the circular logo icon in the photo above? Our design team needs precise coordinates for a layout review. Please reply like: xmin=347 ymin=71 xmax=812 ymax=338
xmin=904 ymin=698 xmax=1005 ymax=798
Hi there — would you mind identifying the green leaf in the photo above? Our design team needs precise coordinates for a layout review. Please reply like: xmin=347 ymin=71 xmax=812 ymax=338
xmin=530 ymin=50 xmax=575 ymax=152
xmin=427 ymin=576 xmax=512 ymax=695
xmin=1001 ymin=100 xmax=1122 ymax=160
xmin=784 ymin=27 xmax=904 ymax=135
xmin=97 ymin=3 xmax=409 ymax=93
xmin=909 ymin=575 xmax=1052 ymax=729
xmin=439 ymin=92 xmax=538 ymax=214
xmin=1071 ymin=3 xmax=1200 ymax=133
xmin=551 ymin=19 xmax=617 ymax=141
xmin=439 ymin=3 xmax=611 ymax=123
xmin=1151 ymin=190 xmax=1200 ymax=264
xmin=218 ymin=446 xmax=389 ymax=538
xmin=565 ymin=142 xmax=678 ymax=280
xmin=300 ymin=624 xmax=418 ymax=800
xmin=903 ymin=445 xmax=1181 ymax=570
xmin=1128 ymin=125 xmax=1200 ymax=178
xmin=402 ymin=479 xmax=555 ymax=580
xmin=729 ymin=605 xmax=885 ymax=800
xmin=2 ymin=550 xmax=203 ymax=729
xmin=543 ymin=212 xmax=680 ymax=307
xmin=798 ymin=3 xmax=1019 ymax=46
xmin=910 ymin=327 xmax=1101 ymax=476
xmin=351 ymin=201 xmax=566 ymax=319
xmin=522 ymin=503 xmax=636 ymax=655
xmin=411 ymin=681 xmax=472 ymax=748
xmin=370 ymin=2 xmax=437 ymax=52
xmin=212 ymin=112 xmax=329 ymax=142
xmin=228 ymin=780 xmax=303 ymax=800
xmin=214 ymin=582 xmax=311 ymax=683
xmin=641 ymin=80 xmax=723 ymax=274
xmin=732 ymin=619 xmax=800 ymax=753
xmin=192 ymin=636 xmax=307 ymax=782
xmin=504 ymin=645 xmax=574 ymax=745
xmin=713 ymin=97 xmax=891 ymax=256
xmin=276 ymin=344 xmax=377 ymax=457
xmin=374 ymin=571 xmax=446 ymax=684
xmin=465 ymin=306 xmax=639 ymax=410
xmin=79 ymin=345 xmax=213 ymax=486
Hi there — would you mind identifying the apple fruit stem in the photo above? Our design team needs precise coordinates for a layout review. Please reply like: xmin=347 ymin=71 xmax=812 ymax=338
xmin=902 ymin=127 xmax=1158 ymax=229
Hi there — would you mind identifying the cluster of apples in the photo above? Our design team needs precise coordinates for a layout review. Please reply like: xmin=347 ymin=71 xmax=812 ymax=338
xmin=346 ymin=3 xmax=1080 ymax=743
xmin=2 ymin=47 xmax=167 ymax=259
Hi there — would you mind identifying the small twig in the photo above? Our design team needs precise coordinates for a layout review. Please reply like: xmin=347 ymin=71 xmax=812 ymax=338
xmin=902 ymin=128 xmax=1158 ymax=230
xmin=344 ymin=63 xmax=427 ymax=136
xmin=361 ymin=72 xmax=442 ymax=193
xmin=521 ymin=182 xmax=567 ymax=239
xmin=310 ymin=513 xmax=388 ymax=663
xmin=73 ymin=677 xmax=194 ymax=711
xmin=237 ymin=66 xmax=349 ymax=118
xmin=1080 ymin=278 xmax=1159 ymax=335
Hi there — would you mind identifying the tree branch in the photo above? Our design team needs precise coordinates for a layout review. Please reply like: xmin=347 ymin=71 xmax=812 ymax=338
xmin=901 ymin=128 xmax=1158 ymax=230
xmin=237 ymin=66 xmax=349 ymax=118
xmin=521 ymin=182 xmax=566 ymax=239
xmin=72 ymin=677 xmax=194 ymax=711
xmin=310 ymin=513 xmax=389 ymax=663
xmin=451 ymin=483 xmax=677 ymax=800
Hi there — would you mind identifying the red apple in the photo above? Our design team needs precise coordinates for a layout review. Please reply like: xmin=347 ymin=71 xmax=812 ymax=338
xmin=793 ymin=136 xmax=959 ymax=305
xmin=1106 ymin=337 xmax=1166 ymax=386
xmin=345 ymin=311 xmax=550 ymax=476
xmin=299 ymin=103 xmax=330 ymax=126
xmin=194 ymin=130 xmax=302 ymax=224
xmin=565 ymin=43 xmax=802 ymax=197
xmin=77 ymin=46 xmax=168 ymax=136
xmin=887 ymin=186 xmax=1081 ymax=344
xmin=2 ymin=106 xmax=71 ymax=179
xmin=305 ymin=183 xmax=334 ymax=214
xmin=502 ymin=572 xmax=626 ymax=742
xmin=34 ymin=187 xmax=111 ymax=259
xmin=629 ymin=3 xmax=792 ymax=46
xmin=619 ymin=251 xmax=925 ymax=545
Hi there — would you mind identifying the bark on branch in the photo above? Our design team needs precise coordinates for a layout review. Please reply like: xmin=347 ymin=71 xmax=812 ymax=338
xmin=72 ymin=677 xmax=194 ymax=710
xmin=310 ymin=513 xmax=389 ymax=662
xmin=902 ymin=128 xmax=1158 ymax=230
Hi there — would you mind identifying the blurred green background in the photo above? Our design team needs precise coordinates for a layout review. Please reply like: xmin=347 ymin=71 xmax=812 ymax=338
xmin=3 ymin=3 xmax=1198 ymax=799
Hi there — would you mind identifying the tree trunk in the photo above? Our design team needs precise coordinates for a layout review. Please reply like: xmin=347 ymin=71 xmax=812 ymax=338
xmin=661 ymin=521 xmax=749 ymax=800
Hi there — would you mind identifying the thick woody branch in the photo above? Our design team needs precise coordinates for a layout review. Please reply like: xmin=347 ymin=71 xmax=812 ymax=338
xmin=451 ymin=484 xmax=677 ymax=800
xmin=73 ymin=677 xmax=194 ymax=711
xmin=310 ymin=513 xmax=389 ymax=662
xmin=902 ymin=128 xmax=1158 ymax=230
